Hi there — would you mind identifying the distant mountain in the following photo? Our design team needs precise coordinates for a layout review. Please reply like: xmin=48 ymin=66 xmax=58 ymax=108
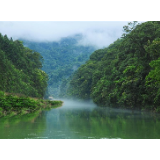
xmin=21 ymin=34 xmax=96 ymax=97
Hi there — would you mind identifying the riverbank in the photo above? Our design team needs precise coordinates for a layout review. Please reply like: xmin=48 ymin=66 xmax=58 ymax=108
xmin=0 ymin=91 xmax=63 ymax=118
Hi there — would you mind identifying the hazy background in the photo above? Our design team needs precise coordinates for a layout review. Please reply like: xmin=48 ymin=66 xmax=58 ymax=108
xmin=0 ymin=21 xmax=136 ymax=48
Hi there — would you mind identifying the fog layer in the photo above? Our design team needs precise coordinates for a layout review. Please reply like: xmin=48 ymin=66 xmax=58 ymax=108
xmin=0 ymin=21 xmax=130 ymax=48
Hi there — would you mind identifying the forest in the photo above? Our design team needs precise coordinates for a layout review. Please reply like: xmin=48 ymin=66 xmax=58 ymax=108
xmin=1 ymin=21 xmax=160 ymax=113
xmin=0 ymin=33 xmax=48 ymax=98
xmin=0 ymin=33 xmax=63 ymax=117
xmin=66 ymin=21 xmax=160 ymax=112
xmin=21 ymin=34 xmax=96 ymax=97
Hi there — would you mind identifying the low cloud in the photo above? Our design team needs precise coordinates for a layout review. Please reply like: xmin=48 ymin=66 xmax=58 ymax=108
xmin=77 ymin=27 xmax=123 ymax=48
xmin=0 ymin=21 xmax=137 ymax=48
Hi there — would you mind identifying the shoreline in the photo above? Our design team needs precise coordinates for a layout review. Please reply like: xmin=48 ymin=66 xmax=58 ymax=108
xmin=0 ymin=91 xmax=63 ymax=118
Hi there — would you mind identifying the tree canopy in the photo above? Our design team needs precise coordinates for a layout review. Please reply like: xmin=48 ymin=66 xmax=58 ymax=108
xmin=21 ymin=34 xmax=96 ymax=97
xmin=0 ymin=33 xmax=48 ymax=98
xmin=66 ymin=21 xmax=160 ymax=112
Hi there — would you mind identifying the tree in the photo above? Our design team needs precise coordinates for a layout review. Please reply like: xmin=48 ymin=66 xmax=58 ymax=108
xmin=0 ymin=34 xmax=48 ymax=98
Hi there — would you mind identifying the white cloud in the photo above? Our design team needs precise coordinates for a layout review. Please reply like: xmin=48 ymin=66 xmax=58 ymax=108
xmin=77 ymin=26 xmax=123 ymax=48
xmin=0 ymin=21 xmax=141 ymax=48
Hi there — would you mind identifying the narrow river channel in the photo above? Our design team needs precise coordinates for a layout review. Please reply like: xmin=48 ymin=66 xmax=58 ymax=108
xmin=1 ymin=99 xmax=160 ymax=139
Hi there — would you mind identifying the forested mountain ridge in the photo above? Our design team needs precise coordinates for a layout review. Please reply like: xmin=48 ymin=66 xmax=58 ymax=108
xmin=66 ymin=21 xmax=160 ymax=112
xmin=21 ymin=34 xmax=96 ymax=97
xmin=0 ymin=33 xmax=48 ymax=98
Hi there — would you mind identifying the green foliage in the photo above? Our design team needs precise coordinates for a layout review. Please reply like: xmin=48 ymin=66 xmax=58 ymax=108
xmin=0 ymin=33 xmax=48 ymax=98
xmin=0 ymin=91 xmax=63 ymax=117
xmin=66 ymin=21 xmax=160 ymax=112
xmin=21 ymin=35 xmax=96 ymax=97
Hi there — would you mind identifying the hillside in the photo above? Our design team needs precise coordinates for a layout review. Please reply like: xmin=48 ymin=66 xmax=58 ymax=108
xmin=21 ymin=34 xmax=96 ymax=97
xmin=0 ymin=33 xmax=48 ymax=98
xmin=66 ymin=21 xmax=160 ymax=112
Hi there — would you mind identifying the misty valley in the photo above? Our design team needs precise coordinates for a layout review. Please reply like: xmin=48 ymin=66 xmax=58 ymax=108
xmin=1 ymin=21 xmax=160 ymax=139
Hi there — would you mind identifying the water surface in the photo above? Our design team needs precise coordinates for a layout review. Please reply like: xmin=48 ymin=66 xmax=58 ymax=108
xmin=0 ymin=100 xmax=160 ymax=139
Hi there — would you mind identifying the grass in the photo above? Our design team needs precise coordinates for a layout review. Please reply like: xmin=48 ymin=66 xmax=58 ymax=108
xmin=0 ymin=91 xmax=63 ymax=118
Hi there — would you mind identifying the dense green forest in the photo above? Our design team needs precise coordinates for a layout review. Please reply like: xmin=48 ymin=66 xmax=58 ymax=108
xmin=21 ymin=34 xmax=96 ymax=97
xmin=0 ymin=33 xmax=48 ymax=98
xmin=66 ymin=21 xmax=160 ymax=112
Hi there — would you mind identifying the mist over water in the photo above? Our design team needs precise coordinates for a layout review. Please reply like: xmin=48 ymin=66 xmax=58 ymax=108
xmin=37 ymin=100 xmax=160 ymax=139
xmin=1 ymin=99 xmax=160 ymax=139
xmin=57 ymin=99 xmax=97 ymax=110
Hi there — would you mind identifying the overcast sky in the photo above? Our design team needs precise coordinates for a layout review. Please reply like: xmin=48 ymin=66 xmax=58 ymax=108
xmin=0 ymin=21 xmax=143 ymax=48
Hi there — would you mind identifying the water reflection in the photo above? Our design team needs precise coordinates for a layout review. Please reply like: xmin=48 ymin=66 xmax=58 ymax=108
xmin=1 ymin=100 xmax=160 ymax=139
xmin=0 ymin=110 xmax=47 ymax=139
xmin=43 ymin=100 xmax=160 ymax=139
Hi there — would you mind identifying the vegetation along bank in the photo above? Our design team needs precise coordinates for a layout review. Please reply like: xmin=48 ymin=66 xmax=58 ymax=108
xmin=0 ymin=91 xmax=63 ymax=118
xmin=0 ymin=33 xmax=62 ymax=117
xmin=66 ymin=21 xmax=160 ymax=112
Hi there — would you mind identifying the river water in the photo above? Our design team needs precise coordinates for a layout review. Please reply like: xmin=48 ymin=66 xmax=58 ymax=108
xmin=0 ymin=99 xmax=160 ymax=139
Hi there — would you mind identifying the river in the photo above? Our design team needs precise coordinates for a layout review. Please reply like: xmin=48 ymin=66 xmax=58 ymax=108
xmin=0 ymin=99 xmax=160 ymax=139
